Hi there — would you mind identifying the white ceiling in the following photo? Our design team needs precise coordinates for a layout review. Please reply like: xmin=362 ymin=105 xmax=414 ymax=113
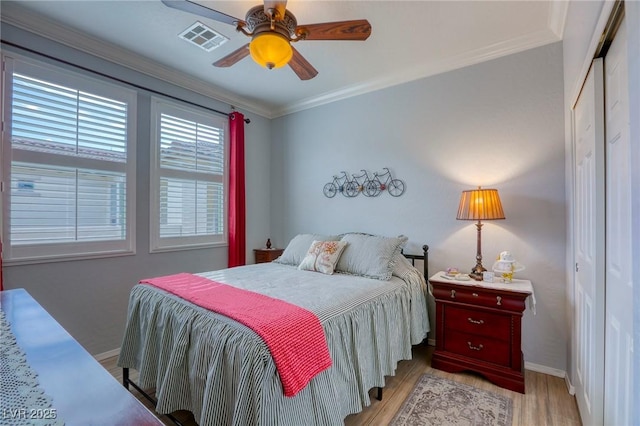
xmin=1 ymin=1 xmax=567 ymax=118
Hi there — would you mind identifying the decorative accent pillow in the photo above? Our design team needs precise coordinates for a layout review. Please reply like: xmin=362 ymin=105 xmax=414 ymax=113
xmin=335 ymin=233 xmax=408 ymax=280
xmin=274 ymin=233 xmax=340 ymax=266
xmin=298 ymin=240 xmax=348 ymax=275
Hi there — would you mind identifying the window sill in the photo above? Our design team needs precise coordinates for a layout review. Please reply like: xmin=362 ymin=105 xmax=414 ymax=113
xmin=149 ymin=241 xmax=227 ymax=254
xmin=3 ymin=249 xmax=136 ymax=267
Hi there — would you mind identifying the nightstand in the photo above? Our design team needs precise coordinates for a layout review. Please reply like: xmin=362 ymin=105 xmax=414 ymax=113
xmin=254 ymin=248 xmax=284 ymax=264
xmin=429 ymin=272 xmax=534 ymax=393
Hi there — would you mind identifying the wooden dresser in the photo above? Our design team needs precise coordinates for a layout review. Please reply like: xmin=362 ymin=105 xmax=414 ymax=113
xmin=429 ymin=272 xmax=533 ymax=393
xmin=254 ymin=248 xmax=284 ymax=264
xmin=1 ymin=289 xmax=162 ymax=425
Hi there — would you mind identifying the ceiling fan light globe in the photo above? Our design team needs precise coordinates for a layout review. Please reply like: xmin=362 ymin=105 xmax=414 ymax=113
xmin=249 ymin=32 xmax=293 ymax=69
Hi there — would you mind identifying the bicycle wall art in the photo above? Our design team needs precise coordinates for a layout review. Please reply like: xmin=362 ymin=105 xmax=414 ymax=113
xmin=323 ymin=168 xmax=406 ymax=198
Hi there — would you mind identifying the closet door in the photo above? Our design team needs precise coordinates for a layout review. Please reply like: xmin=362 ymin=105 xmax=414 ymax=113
xmin=604 ymin=18 xmax=633 ymax=425
xmin=573 ymin=58 xmax=605 ymax=426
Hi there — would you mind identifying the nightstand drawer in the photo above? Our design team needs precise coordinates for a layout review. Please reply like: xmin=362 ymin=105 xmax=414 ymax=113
xmin=254 ymin=249 xmax=283 ymax=264
xmin=444 ymin=306 xmax=511 ymax=341
xmin=432 ymin=285 xmax=526 ymax=311
xmin=445 ymin=330 xmax=511 ymax=367
xmin=255 ymin=251 xmax=271 ymax=263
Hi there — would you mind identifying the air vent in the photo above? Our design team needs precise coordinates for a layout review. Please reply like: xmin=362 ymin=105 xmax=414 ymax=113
xmin=179 ymin=21 xmax=229 ymax=52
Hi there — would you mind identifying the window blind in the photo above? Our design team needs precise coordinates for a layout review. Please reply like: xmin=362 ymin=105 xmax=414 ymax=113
xmin=151 ymin=99 xmax=227 ymax=250
xmin=11 ymin=163 xmax=126 ymax=245
xmin=2 ymin=55 xmax=136 ymax=262
xmin=159 ymin=114 xmax=224 ymax=173
xmin=12 ymin=73 xmax=127 ymax=162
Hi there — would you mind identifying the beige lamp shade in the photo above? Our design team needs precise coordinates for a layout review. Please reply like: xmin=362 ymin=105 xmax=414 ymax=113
xmin=456 ymin=188 xmax=505 ymax=221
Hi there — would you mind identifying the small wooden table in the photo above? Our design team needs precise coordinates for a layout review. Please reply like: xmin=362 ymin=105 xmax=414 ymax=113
xmin=254 ymin=248 xmax=284 ymax=264
xmin=1 ymin=289 xmax=162 ymax=425
xmin=429 ymin=272 xmax=534 ymax=393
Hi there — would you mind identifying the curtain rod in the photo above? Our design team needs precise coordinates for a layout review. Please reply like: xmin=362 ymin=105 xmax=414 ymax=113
xmin=1 ymin=40 xmax=251 ymax=124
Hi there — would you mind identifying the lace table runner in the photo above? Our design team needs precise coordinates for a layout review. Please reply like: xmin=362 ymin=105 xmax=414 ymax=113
xmin=0 ymin=311 xmax=64 ymax=426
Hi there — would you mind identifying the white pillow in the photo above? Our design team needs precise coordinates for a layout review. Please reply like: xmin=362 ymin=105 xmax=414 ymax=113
xmin=274 ymin=233 xmax=340 ymax=266
xmin=392 ymin=251 xmax=418 ymax=279
xmin=298 ymin=240 xmax=348 ymax=275
xmin=335 ymin=233 xmax=408 ymax=280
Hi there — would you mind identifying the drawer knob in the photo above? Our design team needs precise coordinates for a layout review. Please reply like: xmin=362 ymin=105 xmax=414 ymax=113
xmin=496 ymin=296 xmax=502 ymax=306
xmin=467 ymin=342 xmax=484 ymax=351
xmin=472 ymin=292 xmax=479 ymax=297
xmin=451 ymin=289 xmax=456 ymax=299
xmin=467 ymin=317 xmax=484 ymax=325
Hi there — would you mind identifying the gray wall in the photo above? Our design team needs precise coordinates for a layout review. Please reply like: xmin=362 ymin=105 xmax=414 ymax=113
xmin=1 ymin=24 xmax=273 ymax=355
xmin=271 ymin=42 xmax=567 ymax=371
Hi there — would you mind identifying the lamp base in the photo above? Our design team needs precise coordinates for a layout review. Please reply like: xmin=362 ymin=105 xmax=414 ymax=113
xmin=470 ymin=265 xmax=486 ymax=281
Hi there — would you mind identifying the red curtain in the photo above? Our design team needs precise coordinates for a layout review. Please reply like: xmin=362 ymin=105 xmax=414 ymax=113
xmin=228 ymin=112 xmax=246 ymax=267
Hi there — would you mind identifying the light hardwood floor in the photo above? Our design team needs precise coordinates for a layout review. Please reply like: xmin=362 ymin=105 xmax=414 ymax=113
xmin=100 ymin=343 xmax=582 ymax=425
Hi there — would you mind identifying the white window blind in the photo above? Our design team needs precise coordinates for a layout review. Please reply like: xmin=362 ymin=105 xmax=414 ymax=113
xmin=150 ymin=98 xmax=227 ymax=251
xmin=11 ymin=73 xmax=127 ymax=162
xmin=1 ymin=55 xmax=137 ymax=263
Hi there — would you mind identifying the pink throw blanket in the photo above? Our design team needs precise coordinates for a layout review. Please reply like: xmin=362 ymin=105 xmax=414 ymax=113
xmin=140 ymin=273 xmax=332 ymax=397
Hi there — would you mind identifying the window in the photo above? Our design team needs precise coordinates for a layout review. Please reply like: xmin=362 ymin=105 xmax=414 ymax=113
xmin=1 ymin=55 xmax=137 ymax=263
xmin=150 ymin=98 xmax=227 ymax=251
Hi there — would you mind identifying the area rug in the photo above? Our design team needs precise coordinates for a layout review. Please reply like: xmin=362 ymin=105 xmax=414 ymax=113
xmin=390 ymin=373 xmax=513 ymax=426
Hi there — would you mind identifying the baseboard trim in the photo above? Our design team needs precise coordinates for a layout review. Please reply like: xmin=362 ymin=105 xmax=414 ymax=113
xmin=427 ymin=338 xmax=436 ymax=346
xmin=94 ymin=347 xmax=120 ymax=362
xmin=564 ymin=374 xmax=576 ymax=395
xmin=524 ymin=361 xmax=575 ymax=395
xmin=524 ymin=361 xmax=565 ymax=378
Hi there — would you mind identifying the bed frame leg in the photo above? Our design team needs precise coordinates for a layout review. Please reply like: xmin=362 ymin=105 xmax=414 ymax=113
xmin=121 ymin=367 xmax=185 ymax=426
xmin=123 ymin=367 xmax=129 ymax=389
xmin=376 ymin=387 xmax=383 ymax=401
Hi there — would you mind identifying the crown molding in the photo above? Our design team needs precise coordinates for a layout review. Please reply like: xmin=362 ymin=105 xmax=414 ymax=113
xmin=548 ymin=0 xmax=570 ymax=39
xmin=274 ymin=28 xmax=561 ymax=118
xmin=0 ymin=6 xmax=273 ymax=119
xmin=1 ymin=3 xmax=566 ymax=121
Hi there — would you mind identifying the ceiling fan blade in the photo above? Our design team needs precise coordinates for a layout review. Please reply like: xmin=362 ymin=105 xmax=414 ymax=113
xmin=213 ymin=44 xmax=250 ymax=67
xmin=161 ymin=0 xmax=241 ymax=26
xmin=297 ymin=20 xmax=372 ymax=41
xmin=263 ymin=0 xmax=287 ymax=21
xmin=289 ymin=47 xmax=318 ymax=80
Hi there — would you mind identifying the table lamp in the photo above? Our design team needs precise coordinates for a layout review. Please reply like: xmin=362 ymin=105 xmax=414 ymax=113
xmin=456 ymin=187 xmax=505 ymax=280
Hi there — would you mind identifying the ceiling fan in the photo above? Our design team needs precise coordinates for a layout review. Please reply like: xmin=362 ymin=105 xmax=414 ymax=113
xmin=162 ymin=0 xmax=372 ymax=80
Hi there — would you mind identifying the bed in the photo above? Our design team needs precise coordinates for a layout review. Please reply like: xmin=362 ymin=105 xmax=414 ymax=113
xmin=117 ymin=233 xmax=430 ymax=425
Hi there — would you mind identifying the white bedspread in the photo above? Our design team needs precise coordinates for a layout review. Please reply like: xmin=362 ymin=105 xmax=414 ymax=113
xmin=118 ymin=262 xmax=429 ymax=425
